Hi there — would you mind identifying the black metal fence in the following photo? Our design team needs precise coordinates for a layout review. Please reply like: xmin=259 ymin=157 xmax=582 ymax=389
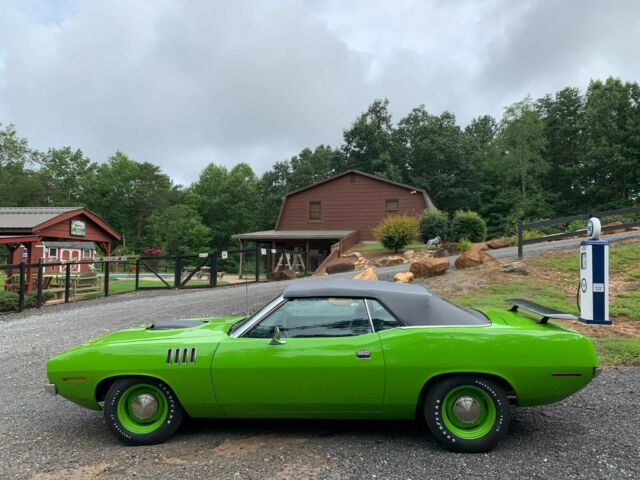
xmin=0 ymin=246 xmax=307 ymax=313
xmin=517 ymin=206 xmax=640 ymax=258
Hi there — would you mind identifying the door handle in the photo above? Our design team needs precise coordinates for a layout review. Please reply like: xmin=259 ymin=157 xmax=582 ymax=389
xmin=356 ymin=349 xmax=371 ymax=359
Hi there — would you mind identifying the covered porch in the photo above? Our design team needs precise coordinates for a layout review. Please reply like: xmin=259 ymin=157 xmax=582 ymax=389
xmin=231 ymin=229 xmax=358 ymax=274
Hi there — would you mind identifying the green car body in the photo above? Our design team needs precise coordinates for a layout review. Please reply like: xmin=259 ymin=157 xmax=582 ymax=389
xmin=46 ymin=280 xmax=599 ymax=451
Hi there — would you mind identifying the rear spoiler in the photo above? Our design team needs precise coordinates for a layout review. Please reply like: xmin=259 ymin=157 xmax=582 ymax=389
xmin=507 ymin=299 xmax=577 ymax=324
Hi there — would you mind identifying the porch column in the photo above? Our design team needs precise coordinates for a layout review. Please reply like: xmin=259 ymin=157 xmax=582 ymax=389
xmin=305 ymin=241 xmax=310 ymax=274
xmin=271 ymin=241 xmax=276 ymax=272
xmin=26 ymin=241 xmax=36 ymax=292
xmin=238 ymin=240 xmax=244 ymax=279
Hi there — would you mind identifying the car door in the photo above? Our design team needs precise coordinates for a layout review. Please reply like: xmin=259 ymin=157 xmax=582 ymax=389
xmin=212 ymin=297 xmax=385 ymax=417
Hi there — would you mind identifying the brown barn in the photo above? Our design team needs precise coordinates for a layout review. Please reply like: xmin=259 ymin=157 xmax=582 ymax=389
xmin=0 ymin=207 xmax=121 ymax=290
xmin=233 ymin=170 xmax=434 ymax=272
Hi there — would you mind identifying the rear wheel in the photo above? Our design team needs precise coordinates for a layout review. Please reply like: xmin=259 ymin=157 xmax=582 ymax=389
xmin=104 ymin=377 xmax=183 ymax=446
xmin=424 ymin=376 xmax=510 ymax=453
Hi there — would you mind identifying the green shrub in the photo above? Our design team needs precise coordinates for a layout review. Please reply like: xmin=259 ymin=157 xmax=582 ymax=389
xmin=0 ymin=292 xmax=19 ymax=312
xmin=510 ymin=228 xmax=545 ymax=244
xmin=450 ymin=210 xmax=487 ymax=243
xmin=565 ymin=220 xmax=587 ymax=232
xmin=374 ymin=215 xmax=420 ymax=253
xmin=457 ymin=238 xmax=473 ymax=253
xmin=419 ymin=209 xmax=449 ymax=241
xmin=0 ymin=291 xmax=56 ymax=311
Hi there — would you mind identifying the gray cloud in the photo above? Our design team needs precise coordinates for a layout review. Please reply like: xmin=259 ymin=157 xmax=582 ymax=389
xmin=1 ymin=0 xmax=639 ymax=184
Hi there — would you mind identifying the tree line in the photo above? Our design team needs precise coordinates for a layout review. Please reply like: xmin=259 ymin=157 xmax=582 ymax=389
xmin=1 ymin=76 xmax=638 ymax=255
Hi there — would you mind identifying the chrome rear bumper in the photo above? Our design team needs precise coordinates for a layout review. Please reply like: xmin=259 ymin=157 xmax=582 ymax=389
xmin=44 ymin=384 xmax=57 ymax=396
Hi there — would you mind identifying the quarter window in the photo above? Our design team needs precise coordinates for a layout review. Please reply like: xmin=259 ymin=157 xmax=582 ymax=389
xmin=244 ymin=298 xmax=371 ymax=338
xmin=309 ymin=201 xmax=321 ymax=220
xmin=385 ymin=199 xmax=399 ymax=216
xmin=366 ymin=299 xmax=404 ymax=331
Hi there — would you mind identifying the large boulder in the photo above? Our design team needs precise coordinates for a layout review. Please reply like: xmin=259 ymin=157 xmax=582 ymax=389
xmin=455 ymin=243 xmax=494 ymax=269
xmin=500 ymin=261 xmax=528 ymax=275
xmin=410 ymin=257 xmax=450 ymax=278
xmin=325 ymin=262 xmax=355 ymax=274
xmin=375 ymin=255 xmax=406 ymax=267
xmin=353 ymin=267 xmax=378 ymax=281
xmin=266 ymin=269 xmax=297 ymax=281
xmin=487 ymin=238 xmax=512 ymax=249
xmin=393 ymin=272 xmax=414 ymax=283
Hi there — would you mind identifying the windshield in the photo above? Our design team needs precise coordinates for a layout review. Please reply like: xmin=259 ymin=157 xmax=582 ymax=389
xmin=228 ymin=295 xmax=284 ymax=335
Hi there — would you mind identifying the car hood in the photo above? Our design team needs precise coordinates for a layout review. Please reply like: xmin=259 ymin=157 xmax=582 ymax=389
xmin=82 ymin=316 xmax=243 ymax=347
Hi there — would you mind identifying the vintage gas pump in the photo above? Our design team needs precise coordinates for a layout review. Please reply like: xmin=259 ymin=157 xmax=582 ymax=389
xmin=579 ymin=218 xmax=612 ymax=325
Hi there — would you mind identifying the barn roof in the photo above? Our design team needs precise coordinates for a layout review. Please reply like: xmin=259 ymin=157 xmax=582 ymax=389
xmin=0 ymin=207 xmax=80 ymax=229
xmin=283 ymin=170 xmax=436 ymax=209
xmin=0 ymin=207 xmax=121 ymax=240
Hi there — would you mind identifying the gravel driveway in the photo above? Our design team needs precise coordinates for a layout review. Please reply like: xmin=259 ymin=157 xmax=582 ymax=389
xmin=1 ymin=281 xmax=639 ymax=479
xmin=372 ymin=230 xmax=640 ymax=280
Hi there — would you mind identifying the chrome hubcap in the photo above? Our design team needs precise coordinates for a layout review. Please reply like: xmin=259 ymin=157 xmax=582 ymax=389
xmin=131 ymin=394 xmax=158 ymax=420
xmin=452 ymin=395 xmax=481 ymax=424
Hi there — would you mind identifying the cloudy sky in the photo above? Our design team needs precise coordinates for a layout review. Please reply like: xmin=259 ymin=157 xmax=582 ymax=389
xmin=1 ymin=0 xmax=639 ymax=184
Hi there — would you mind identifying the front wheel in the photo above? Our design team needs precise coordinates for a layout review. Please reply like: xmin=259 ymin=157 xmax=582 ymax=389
xmin=104 ymin=377 xmax=183 ymax=446
xmin=424 ymin=376 xmax=511 ymax=453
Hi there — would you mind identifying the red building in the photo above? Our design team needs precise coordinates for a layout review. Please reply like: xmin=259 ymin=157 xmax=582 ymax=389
xmin=0 ymin=207 xmax=121 ymax=289
xmin=233 ymin=170 xmax=435 ymax=271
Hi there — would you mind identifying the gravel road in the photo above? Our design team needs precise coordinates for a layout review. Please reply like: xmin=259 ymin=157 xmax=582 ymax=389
xmin=371 ymin=230 xmax=640 ymax=280
xmin=1 ymin=278 xmax=639 ymax=479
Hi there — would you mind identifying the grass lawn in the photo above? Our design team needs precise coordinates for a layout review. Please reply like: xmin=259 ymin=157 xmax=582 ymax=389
xmin=357 ymin=242 xmax=427 ymax=253
xmin=107 ymin=278 xmax=225 ymax=294
xmin=0 ymin=272 xmax=4 ymax=287
xmin=451 ymin=241 xmax=640 ymax=366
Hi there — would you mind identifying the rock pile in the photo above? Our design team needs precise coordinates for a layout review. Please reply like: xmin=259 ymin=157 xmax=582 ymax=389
xmin=353 ymin=267 xmax=378 ymax=281
xmin=410 ymin=257 xmax=450 ymax=278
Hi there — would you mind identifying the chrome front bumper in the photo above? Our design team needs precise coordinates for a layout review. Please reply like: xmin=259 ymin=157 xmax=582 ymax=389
xmin=44 ymin=384 xmax=57 ymax=396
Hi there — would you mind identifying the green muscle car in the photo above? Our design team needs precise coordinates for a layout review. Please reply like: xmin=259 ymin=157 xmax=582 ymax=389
xmin=46 ymin=280 xmax=599 ymax=452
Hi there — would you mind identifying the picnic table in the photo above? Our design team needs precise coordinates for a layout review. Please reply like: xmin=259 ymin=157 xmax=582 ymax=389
xmin=42 ymin=272 xmax=102 ymax=300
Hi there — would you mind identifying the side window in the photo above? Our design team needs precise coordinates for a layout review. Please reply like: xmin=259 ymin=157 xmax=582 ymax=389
xmin=244 ymin=298 xmax=371 ymax=338
xmin=385 ymin=199 xmax=399 ymax=216
xmin=366 ymin=299 xmax=404 ymax=331
xmin=309 ymin=201 xmax=321 ymax=220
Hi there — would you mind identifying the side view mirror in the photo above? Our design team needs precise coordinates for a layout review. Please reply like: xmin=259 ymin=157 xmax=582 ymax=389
xmin=269 ymin=325 xmax=286 ymax=345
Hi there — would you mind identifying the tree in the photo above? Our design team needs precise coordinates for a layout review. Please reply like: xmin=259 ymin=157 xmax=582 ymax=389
xmin=396 ymin=107 xmax=479 ymax=213
xmin=190 ymin=162 xmax=261 ymax=249
xmin=146 ymin=205 xmax=211 ymax=254
xmin=537 ymin=87 xmax=584 ymax=214
xmin=81 ymin=151 xmax=179 ymax=250
xmin=579 ymin=77 xmax=640 ymax=208
xmin=0 ymin=124 xmax=48 ymax=206
xmin=498 ymin=97 xmax=548 ymax=201
xmin=341 ymin=99 xmax=404 ymax=180
xmin=38 ymin=147 xmax=95 ymax=206
xmin=0 ymin=123 xmax=34 ymax=166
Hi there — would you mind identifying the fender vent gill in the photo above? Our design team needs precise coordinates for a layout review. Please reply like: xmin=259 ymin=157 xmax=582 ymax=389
xmin=166 ymin=347 xmax=197 ymax=365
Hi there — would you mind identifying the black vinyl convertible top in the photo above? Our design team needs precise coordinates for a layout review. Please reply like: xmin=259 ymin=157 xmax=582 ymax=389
xmin=282 ymin=280 xmax=488 ymax=327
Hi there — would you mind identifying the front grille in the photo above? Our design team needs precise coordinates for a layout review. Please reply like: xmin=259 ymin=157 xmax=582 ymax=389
xmin=166 ymin=347 xmax=197 ymax=365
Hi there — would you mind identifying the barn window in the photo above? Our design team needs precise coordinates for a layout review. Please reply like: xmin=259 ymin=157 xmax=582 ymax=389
xmin=309 ymin=201 xmax=321 ymax=220
xmin=83 ymin=249 xmax=92 ymax=258
xmin=385 ymin=199 xmax=399 ymax=216
xmin=49 ymin=248 xmax=58 ymax=258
